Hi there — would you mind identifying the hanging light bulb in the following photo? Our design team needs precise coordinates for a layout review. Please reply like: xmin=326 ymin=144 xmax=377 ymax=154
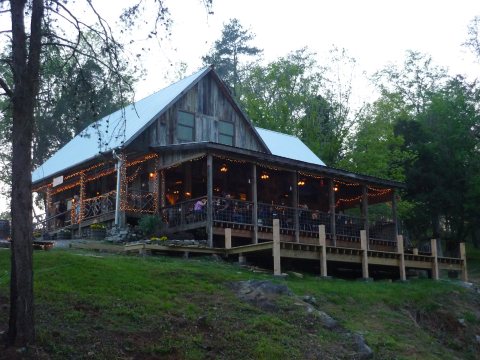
xmin=220 ymin=164 xmax=228 ymax=172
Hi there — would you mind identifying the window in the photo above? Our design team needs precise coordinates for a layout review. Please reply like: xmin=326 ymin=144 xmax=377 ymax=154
xmin=218 ymin=121 xmax=234 ymax=146
xmin=177 ymin=111 xmax=195 ymax=142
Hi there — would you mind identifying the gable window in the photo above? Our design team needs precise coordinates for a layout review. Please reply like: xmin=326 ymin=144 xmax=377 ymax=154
xmin=218 ymin=121 xmax=234 ymax=146
xmin=177 ymin=111 xmax=195 ymax=142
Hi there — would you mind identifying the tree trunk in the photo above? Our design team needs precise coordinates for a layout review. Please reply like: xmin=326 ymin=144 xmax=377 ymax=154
xmin=6 ymin=0 xmax=44 ymax=347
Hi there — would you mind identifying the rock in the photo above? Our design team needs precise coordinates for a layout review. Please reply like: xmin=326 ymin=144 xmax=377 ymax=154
xmin=197 ymin=315 xmax=209 ymax=328
xmin=352 ymin=333 xmax=374 ymax=359
xmin=302 ymin=295 xmax=318 ymax=306
xmin=458 ymin=318 xmax=466 ymax=327
xmin=290 ymin=271 xmax=304 ymax=278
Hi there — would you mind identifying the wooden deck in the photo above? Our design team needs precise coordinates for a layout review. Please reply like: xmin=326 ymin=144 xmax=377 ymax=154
xmin=69 ymin=234 xmax=466 ymax=281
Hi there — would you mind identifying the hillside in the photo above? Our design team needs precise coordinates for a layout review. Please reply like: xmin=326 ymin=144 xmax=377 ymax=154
xmin=0 ymin=248 xmax=479 ymax=359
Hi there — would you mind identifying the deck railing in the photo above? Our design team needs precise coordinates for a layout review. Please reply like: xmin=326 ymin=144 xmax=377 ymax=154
xmin=213 ymin=196 xmax=254 ymax=226
xmin=161 ymin=197 xmax=206 ymax=229
xmin=125 ymin=190 xmax=155 ymax=214
xmin=83 ymin=191 xmax=116 ymax=221
xmin=159 ymin=196 xmax=400 ymax=243
xmin=335 ymin=213 xmax=364 ymax=240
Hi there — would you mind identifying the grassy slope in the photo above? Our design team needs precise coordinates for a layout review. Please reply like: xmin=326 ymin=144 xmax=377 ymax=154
xmin=0 ymin=248 xmax=479 ymax=360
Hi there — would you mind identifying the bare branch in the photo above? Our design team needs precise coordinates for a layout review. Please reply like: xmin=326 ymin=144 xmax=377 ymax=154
xmin=0 ymin=77 xmax=12 ymax=97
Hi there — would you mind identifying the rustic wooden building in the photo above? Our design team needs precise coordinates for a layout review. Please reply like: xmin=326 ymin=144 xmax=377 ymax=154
xmin=31 ymin=66 xmax=467 ymax=280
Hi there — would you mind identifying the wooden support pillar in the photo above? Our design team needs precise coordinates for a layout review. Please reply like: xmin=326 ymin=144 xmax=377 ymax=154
xmin=153 ymin=158 xmax=160 ymax=214
xmin=391 ymin=189 xmax=399 ymax=239
xmin=79 ymin=172 xmax=86 ymax=229
xmin=118 ymin=153 xmax=127 ymax=228
xmin=459 ymin=242 xmax=468 ymax=282
xmin=238 ymin=253 xmax=246 ymax=265
xmin=225 ymin=228 xmax=232 ymax=249
xmin=206 ymin=155 xmax=213 ymax=248
xmin=431 ymin=238 xmax=439 ymax=280
xmin=329 ymin=179 xmax=336 ymax=246
xmin=360 ymin=230 xmax=369 ymax=279
xmin=252 ymin=164 xmax=258 ymax=244
xmin=273 ymin=219 xmax=281 ymax=276
xmin=397 ymin=234 xmax=406 ymax=281
xmin=160 ymin=170 xmax=166 ymax=209
xmin=293 ymin=171 xmax=299 ymax=243
xmin=362 ymin=185 xmax=369 ymax=249
xmin=184 ymin=162 xmax=192 ymax=198
xmin=45 ymin=186 xmax=52 ymax=231
xmin=319 ymin=225 xmax=327 ymax=277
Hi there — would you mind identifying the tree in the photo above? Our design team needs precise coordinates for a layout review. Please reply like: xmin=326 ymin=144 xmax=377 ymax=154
xmin=202 ymin=18 xmax=262 ymax=96
xmin=239 ymin=47 xmax=356 ymax=166
xmin=339 ymin=93 xmax=413 ymax=181
xmin=0 ymin=0 xmax=212 ymax=348
xmin=396 ymin=77 xmax=480 ymax=250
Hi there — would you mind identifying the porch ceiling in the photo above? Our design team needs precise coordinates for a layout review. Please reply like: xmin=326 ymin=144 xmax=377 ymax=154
xmin=150 ymin=142 xmax=405 ymax=189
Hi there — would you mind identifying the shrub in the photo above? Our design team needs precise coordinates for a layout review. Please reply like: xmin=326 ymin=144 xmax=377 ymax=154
xmin=138 ymin=215 xmax=161 ymax=238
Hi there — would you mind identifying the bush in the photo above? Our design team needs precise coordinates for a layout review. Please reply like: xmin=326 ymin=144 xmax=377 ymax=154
xmin=138 ymin=215 xmax=161 ymax=238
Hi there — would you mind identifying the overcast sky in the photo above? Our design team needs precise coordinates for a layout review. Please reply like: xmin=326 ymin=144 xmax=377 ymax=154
xmin=118 ymin=0 xmax=480 ymax=99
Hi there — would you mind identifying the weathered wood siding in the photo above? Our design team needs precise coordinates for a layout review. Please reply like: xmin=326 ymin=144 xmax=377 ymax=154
xmin=129 ymin=73 xmax=266 ymax=153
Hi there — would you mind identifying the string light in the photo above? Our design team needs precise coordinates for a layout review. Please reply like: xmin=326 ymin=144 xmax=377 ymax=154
xmin=260 ymin=172 xmax=269 ymax=180
xmin=220 ymin=164 xmax=228 ymax=172
xmin=297 ymin=180 xmax=305 ymax=186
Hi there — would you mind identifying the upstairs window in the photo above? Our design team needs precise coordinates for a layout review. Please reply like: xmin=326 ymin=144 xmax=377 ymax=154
xmin=219 ymin=121 xmax=234 ymax=146
xmin=177 ymin=111 xmax=195 ymax=142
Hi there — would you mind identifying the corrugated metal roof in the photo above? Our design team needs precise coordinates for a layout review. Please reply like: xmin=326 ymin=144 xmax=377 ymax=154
xmin=32 ymin=67 xmax=325 ymax=184
xmin=254 ymin=127 xmax=325 ymax=166
xmin=32 ymin=67 xmax=210 ymax=183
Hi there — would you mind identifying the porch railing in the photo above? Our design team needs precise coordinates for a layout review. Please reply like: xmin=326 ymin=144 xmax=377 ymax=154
xmin=125 ymin=190 xmax=155 ymax=214
xmin=214 ymin=197 xmax=254 ymax=226
xmin=158 ymin=196 xmax=401 ymax=246
xmin=82 ymin=191 xmax=116 ymax=221
xmin=161 ymin=197 xmax=206 ymax=229
xmin=335 ymin=213 xmax=364 ymax=240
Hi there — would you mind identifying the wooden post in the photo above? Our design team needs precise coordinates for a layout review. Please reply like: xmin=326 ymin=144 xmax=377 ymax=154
xmin=153 ymin=158 xmax=160 ymax=214
xmin=79 ymin=171 xmax=86 ymax=230
xmin=319 ymin=225 xmax=327 ymax=277
xmin=459 ymin=242 xmax=468 ymax=282
xmin=45 ymin=186 xmax=52 ymax=231
xmin=252 ymin=164 xmax=258 ymax=244
xmin=391 ymin=189 xmax=399 ymax=239
xmin=397 ymin=235 xmax=406 ymax=281
xmin=207 ymin=155 xmax=213 ymax=248
xmin=160 ymin=170 xmax=166 ymax=209
xmin=225 ymin=228 xmax=232 ymax=249
xmin=413 ymin=248 xmax=419 ymax=255
xmin=431 ymin=238 xmax=439 ymax=280
xmin=293 ymin=171 xmax=300 ymax=243
xmin=184 ymin=162 xmax=192 ymax=198
xmin=273 ymin=219 xmax=281 ymax=276
xmin=119 ymin=154 xmax=127 ymax=227
xmin=360 ymin=230 xmax=369 ymax=279
xmin=362 ymin=185 xmax=369 ymax=249
xmin=329 ymin=178 xmax=336 ymax=246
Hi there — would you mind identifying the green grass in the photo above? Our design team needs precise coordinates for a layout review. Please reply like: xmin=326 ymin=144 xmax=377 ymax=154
xmin=0 ymin=248 xmax=479 ymax=359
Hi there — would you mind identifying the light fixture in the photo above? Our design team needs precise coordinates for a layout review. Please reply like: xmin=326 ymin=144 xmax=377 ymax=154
xmin=298 ymin=180 xmax=305 ymax=186
xmin=220 ymin=164 xmax=228 ymax=173
xmin=260 ymin=172 xmax=269 ymax=180
xmin=185 ymin=192 xmax=191 ymax=197
xmin=149 ymin=172 xmax=155 ymax=179
xmin=334 ymin=185 xmax=339 ymax=192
